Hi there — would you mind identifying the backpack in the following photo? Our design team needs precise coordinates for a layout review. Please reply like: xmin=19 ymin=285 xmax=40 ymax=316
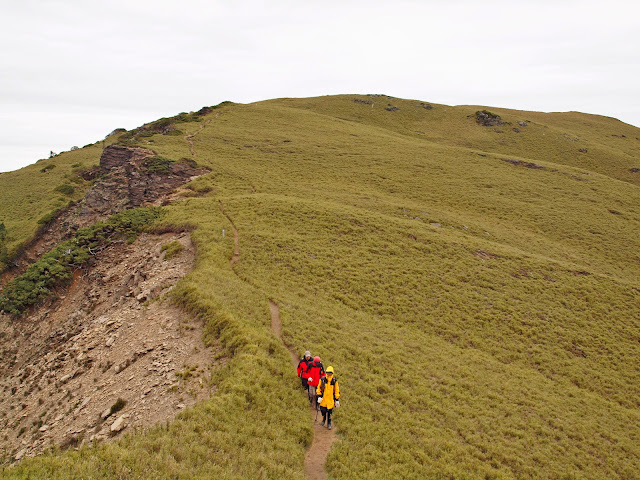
xmin=319 ymin=376 xmax=338 ymax=400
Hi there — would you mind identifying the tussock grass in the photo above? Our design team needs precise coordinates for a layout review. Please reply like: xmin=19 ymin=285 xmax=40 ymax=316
xmin=2 ymin=95 xmax=639 ymax=478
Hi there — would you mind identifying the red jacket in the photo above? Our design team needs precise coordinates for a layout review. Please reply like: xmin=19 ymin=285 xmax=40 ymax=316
xmin=306 ymin=361 xmax=325 ymax=387
xmin=297 ymin=358 xmax=312 ymax=378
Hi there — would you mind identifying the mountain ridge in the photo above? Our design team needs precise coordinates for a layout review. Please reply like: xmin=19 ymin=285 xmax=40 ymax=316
xmin=1 ymin=94 xmax=639 ymax=479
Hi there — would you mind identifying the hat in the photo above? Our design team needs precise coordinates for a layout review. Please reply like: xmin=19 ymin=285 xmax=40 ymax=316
xmin=304 ymin=351 xmax=311 ymax=357
xmin=314 ymin=356 xmax=321 ymax=362
xmin=326 ymin=366 xmax=334 ymax=374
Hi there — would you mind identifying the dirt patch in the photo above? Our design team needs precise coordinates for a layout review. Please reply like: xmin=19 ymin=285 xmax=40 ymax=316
xmin=501 ymin=158 xmax=544 ymax=170
xmin=0 ymin=232 xmax=222 ymax=463
xmin=219 ymin=202 xmax=240 ymax=268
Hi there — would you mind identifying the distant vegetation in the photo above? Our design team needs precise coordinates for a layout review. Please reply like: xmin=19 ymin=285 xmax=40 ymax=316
xmin=1 ymin=95 xmax=639 ymax=478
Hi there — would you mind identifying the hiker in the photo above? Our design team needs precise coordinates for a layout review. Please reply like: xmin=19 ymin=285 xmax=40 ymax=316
xmin=296 ymin=351 xmax=313 ymax=391
xmin=317 ymin=365 xmax=340 ymax=429
xmin=306 ymin=356 xmax=325 ymax=406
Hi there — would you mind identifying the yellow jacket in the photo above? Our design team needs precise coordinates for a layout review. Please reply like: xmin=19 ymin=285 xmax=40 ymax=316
xmin=317 ymin=375 xmax=340 ymax=409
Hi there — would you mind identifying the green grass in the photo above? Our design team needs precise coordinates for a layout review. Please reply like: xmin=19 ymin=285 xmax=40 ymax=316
xmin=160 ymin=241 xmax=184 ymax=260
xmin=1 ymin=95 xmax=639 ymax=478
xmin=0 ymin=132 xmax=123 ymax=267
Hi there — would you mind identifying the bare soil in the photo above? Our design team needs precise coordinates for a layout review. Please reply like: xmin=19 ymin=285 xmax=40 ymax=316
xmin=0 ymin=232 xmax=222 ymax=463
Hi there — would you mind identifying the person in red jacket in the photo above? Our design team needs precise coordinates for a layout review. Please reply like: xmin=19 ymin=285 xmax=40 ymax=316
xmin=296 ymin=351 xmax=313 ymax=391
xmin=305 ymin=356 xmax=325 ymax=406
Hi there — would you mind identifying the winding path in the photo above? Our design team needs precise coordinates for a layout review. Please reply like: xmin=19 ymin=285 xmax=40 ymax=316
xmin=220 ymin=203 xmax=336 ymax=478
xmin=269 ymin=300 xmax=337 ymax=480
xmin=184 ymin=121 xmax=208 ymax=157
xmin=218 ymin=201 xmax=240 ymax=267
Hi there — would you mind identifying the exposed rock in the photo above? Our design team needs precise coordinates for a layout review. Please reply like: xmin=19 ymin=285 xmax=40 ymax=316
xmin=579 ymin=148 xmax=588 ymax=153
xmin=475 ymin=110 xmax=505 ymax=127
xmin=501 ymin=158 xmax=544 ymax=169
xmin=385 ymin=106 xmax=399 ymax=112
xmin=1 ymin=145 xmax=209 ymax=281
xmin=418 ymin=102 xmax=433 ymax=110
xmin=14 ymin=448 xmax=27 ymax=461
xmin=99 ymin=145 xmax=153 ymax=172
xmin=0 ymin=231 xmax=219 ymax=460
xmin=353 ymin=98 xmax=373 ymax=105
xmin=110 ymin=415 xmax=127 ymax=432
xmin=518 ymin=121 xmax=528 ymax=127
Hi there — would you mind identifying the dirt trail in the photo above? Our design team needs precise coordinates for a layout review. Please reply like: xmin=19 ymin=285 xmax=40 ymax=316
xmin=269 ymin=300 xmax=337 ymax=480
xmin=184 ymin=122 xmax=207 ymax=157
xmin=219 ymin=205 xmax=337 ymax=479
xmin=218 ymin=201 xmax=240 ymax=267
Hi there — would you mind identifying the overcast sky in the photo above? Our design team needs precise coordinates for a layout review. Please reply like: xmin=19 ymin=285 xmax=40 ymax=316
xmin=1 ymin=0 xmax=638 ymax=172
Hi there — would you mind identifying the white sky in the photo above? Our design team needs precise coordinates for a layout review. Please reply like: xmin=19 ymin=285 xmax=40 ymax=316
xmin=1 ymin=0 xmax=638 ymax=172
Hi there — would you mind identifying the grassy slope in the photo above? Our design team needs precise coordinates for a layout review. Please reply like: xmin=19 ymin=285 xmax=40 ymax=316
xmin=0 ymin=135 xmax=122 ymax=265
xmin=2 ymin=96 xmax=639 ymax=479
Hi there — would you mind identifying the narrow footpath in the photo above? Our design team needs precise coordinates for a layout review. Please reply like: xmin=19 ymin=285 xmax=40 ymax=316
xmin=184 ymin=122 xmax=207 ymax=157
xmin=269 ymin=300 xmax=337 ymax=480
xmin=219 ymin=202 xmax=337 ymax=479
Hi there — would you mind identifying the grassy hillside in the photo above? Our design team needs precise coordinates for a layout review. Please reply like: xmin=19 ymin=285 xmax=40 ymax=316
xmin=0 ymin=134 xmax=122 ymax=269
xmin=2 ymin=96 xmax=639 ymax=479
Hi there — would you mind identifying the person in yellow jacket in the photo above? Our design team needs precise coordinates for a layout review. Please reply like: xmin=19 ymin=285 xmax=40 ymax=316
xmin=316 ymin=365 xmax=340 ymax=429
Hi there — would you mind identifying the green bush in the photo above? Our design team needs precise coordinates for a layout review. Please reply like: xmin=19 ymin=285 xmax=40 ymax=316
xmin=37 ymin=209 xmax=63 ymax=225
xmin=54 ymin=184 xmax=75 ymax=196
xmin=109 ymin=398 xmax=127 ymax=416
xmin=40 ymin=164 xmax=56 ymax=173
xmin=143 ymin=156 xmax=175 ymax=174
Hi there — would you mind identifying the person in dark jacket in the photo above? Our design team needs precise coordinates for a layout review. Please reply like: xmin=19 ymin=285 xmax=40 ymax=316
xmin=296 ymin=351 xmax=313 ymax=390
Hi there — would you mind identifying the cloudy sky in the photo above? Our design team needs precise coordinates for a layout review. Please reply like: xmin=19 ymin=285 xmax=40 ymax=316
xmin=1 ymin=0 xmax=638 ymax=172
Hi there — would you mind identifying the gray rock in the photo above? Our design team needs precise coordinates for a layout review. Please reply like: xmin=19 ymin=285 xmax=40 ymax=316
xmin=110 ymin=415 xmax=127 ymax=432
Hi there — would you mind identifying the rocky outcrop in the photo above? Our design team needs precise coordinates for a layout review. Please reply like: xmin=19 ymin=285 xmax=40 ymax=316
xmin=1 ymin=146 xmax=208 ymax=279
xmin=475 ymin=110 xmax=505 ymax=127
xmin=76 ymin=145 xmax=207 ymax=226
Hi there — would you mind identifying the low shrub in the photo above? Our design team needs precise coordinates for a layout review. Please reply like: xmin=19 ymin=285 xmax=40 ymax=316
xmin=54 ymin=184 xmax=75 ymax=196
xmin=143 ymin=156 xmax=175 ymax=174
xmin=109 ymin=398 xmax=126 ymax=416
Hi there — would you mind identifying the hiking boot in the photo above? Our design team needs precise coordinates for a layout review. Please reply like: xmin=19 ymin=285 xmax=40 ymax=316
xmin=320 ymin=420 xmax=325 ymax=427
xmin=328 ymin=423 xmax=332 ymax=430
